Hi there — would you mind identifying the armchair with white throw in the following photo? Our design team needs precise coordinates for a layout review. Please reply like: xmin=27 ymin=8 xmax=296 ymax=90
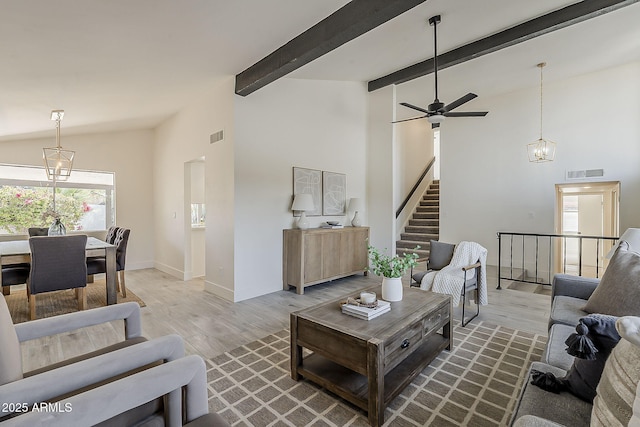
xmin=412 ymin=240 xmax=488 ymax=326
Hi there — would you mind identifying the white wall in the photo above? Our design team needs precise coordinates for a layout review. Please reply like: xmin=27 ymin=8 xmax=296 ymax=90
xmin=0 ymin=129 xmax=155 ymax=269
xmin=153 ymin=77 xmax=236 ymax=301
xmin=438 ymin=61 xmax=640 ymax=264
xmin=234 ymin=78 xmax=368 ymax=301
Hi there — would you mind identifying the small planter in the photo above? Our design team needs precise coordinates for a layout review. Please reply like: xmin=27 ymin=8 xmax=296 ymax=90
xmin=381 ymin=277 xmax=403 ymax=302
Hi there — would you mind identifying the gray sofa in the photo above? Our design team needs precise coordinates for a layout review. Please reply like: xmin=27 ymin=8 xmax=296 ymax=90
xmin=509 ymin=274 xmax=600 ymax=427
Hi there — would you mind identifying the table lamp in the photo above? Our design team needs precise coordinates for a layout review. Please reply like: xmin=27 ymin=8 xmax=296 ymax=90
xmin=291 ymin=194 xmax=314 ymax=230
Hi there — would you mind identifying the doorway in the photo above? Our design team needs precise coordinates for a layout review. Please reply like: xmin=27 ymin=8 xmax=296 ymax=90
xmin=555 ymin=181 xmax=619 ymax=277
xmin=184 ymin=157 xmax=206 ymax=280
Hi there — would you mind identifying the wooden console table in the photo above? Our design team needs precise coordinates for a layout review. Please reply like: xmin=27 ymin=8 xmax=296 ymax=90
xmin=283 ymin=227 xmax=369 ymax=294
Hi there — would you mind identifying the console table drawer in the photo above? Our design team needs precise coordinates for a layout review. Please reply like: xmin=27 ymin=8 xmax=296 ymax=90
xmin=384 ymin=320 xmax=423 ymax=370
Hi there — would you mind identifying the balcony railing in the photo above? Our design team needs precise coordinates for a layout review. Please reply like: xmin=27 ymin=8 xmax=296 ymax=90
xmin=496 ymin=232 xmax=618 ymax=289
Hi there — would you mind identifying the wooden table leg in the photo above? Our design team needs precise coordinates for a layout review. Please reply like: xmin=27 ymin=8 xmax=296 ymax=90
xmin=290 ymin=313 xmax=302 ymax=380
xmin=368 ymin=339 xmax=384 ymax=427
xmin=105 ymin=246 xmax=117 ymax=305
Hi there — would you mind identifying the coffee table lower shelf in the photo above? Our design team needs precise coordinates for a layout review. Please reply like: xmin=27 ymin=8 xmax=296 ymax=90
xmin=297 ymin=333 xmax=449 ymax=413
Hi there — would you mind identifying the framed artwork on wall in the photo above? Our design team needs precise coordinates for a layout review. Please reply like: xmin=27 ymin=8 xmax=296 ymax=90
xmin=322 ymin=171 xmax=346 ymax=215
xmin=292 ymin=167 xmax=322 ymax=216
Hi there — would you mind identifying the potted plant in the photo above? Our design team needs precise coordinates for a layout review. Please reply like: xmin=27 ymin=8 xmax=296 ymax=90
xmin=368 ymin=245 xmax=419 ymax=301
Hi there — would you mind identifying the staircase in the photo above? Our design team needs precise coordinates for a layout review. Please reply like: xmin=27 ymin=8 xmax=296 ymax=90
xmin=396 ymin=180 xmax=440 ymax=260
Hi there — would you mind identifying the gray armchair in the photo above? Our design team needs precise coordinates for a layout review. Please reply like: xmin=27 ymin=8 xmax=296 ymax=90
xmin=2 ymin=355 xmax=229 ymax=426
xmin=28 ymin=235 xmax=88 ymax=320
xmin=411 ymin=240 xmax=482 ymax=327
xmin=0 ymin=295 xmax=227 ymax=426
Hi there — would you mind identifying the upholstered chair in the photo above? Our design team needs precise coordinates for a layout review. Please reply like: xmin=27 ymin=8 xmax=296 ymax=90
xmin=27 ymin=227 xmax=49 ymax=237
xmin=87 ymin=228 xmax=130 ymax=297
xmin=28 ymin=235 xmax=88 ymax=320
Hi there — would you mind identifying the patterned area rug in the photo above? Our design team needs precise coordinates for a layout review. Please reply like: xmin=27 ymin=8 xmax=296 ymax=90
xmin=207 ymin=321 xmax=546 ymax=426
xmin=4 ymin=280 xmax=145 ymax=323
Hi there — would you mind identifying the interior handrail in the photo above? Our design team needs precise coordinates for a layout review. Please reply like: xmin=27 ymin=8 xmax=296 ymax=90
xmin=395 ymin=156 xmax=436 ymax=219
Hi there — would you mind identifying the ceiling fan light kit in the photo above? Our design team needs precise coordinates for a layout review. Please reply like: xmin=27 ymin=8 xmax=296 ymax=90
xmin=527 ymin=62 xmax=556 ymax=162
xmin=394 ymin=15 xmax=488 ymax=128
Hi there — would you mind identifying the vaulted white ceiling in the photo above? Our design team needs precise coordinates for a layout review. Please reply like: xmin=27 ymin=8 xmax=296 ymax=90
xmin=1 ymin=0 xmax=639 ymax=140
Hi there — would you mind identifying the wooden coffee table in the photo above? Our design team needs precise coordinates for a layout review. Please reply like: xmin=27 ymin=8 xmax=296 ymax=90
xmin=290 ymin=285 xmax=452 ymax=426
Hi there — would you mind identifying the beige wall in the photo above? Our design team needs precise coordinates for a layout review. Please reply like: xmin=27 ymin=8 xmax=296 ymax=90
xmin=0 ymin=129 xmax=155 ymax=269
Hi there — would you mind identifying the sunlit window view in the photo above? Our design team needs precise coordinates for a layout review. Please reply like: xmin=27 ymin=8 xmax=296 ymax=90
xmin=0 ymin=164 xmax=114 ymax=234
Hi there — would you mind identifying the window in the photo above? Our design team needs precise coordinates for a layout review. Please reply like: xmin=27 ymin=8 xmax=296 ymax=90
xmin=0 ymin=164 xmax=115 ymax=235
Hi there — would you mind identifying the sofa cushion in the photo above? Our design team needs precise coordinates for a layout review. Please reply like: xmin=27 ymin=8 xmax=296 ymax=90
xmin=591 ymin=316 xmax=640 ymax=427
xmin=510 ymin=362 xmax=592 ymax=427
xmin=542 ymin=324 xmax=576 ymax=371
xmin=583 ymin=241 xmax=640 ymax=316
xmin=549 ymin=296 xmax=588 ymax=329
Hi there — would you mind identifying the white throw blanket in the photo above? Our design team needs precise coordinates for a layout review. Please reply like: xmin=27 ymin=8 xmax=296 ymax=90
xmin=420 ymin=241 xmax=488 ymax=307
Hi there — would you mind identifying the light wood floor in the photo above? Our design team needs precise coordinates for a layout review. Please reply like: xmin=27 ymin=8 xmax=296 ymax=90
xmin=19 ymin=266 xmax=551 ymax=372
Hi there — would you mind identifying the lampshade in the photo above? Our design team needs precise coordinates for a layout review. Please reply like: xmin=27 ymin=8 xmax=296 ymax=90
xmin=291 ymin=194 xmax=314 ymax=211
xmin=348 ymin=198 xmax=363 ymax=211
xmin=43 ymin=110 xmax=74 ymax=181
xmin=607 ymin=228 xmax=640 ymax=257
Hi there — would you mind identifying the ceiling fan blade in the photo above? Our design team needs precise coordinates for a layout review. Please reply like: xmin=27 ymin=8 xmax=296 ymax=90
xmin=399 ymin=102 xmax=431 ymax=114
xmin=443 ymin=93 xmax=477 ymax=112
xmin=443 ymin=111 xmax=488 ymax=117
xmin=392 ymin=115 xmax=427 ymax=123
xmin=431 ymin=122 xmax=440 ymax=129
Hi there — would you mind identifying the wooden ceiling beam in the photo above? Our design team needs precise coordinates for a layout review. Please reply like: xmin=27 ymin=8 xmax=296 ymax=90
xmin=368 ymin=0 xmax=640 ymax=92
xmin=235 ymin=0 xmax=427 ymax=96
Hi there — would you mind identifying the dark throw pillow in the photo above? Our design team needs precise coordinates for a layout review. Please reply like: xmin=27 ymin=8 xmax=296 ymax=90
xmin=562 ymin=314 xmax=621 ymax=402
xmin=531 ymin=314 xmax=620 ymax=403
xmin=428 ymin=240 xmax=455 ymax=270
xmin=583 ymin=241 xmax=640 ymax=316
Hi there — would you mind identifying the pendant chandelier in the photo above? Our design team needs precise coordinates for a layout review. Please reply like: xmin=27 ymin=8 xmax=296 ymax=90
xmin=43 ymin=110 xmax=75 ymax=181
xmin=527 ymin=63 xmax=556 ymax=162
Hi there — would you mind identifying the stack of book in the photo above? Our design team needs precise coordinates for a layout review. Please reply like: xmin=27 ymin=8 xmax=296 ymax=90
xmin=341 ymin=300 xmax=391 ymax=320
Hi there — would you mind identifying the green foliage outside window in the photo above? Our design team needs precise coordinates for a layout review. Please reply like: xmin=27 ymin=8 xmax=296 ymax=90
xmin=0 ymin=186 xmax=89 ymax=234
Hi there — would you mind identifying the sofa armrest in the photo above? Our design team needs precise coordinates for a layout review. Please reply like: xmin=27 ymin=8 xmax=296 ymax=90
xmin=0 ymin=355 xmax=225 ymax=427
xmin=551 ymin=274 xmax=599 ymax=302
xmin=14 ymin=302 xmax=142 ymax=342
xmin=0 ymin=334 xmax=184 ymax=409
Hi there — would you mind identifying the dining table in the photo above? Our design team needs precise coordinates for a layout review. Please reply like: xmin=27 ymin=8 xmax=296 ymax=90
xmin=0 ymin=236 xmax=118 ymax=305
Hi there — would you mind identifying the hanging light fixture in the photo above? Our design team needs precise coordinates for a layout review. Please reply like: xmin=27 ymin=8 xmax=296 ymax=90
xmin=527 ymin=63 xmax=556 ymax=162
xmin=43 ymin=110 xmax=74 ymax=181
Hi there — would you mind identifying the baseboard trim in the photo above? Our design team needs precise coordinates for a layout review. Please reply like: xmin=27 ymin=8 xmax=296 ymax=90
xmin=154 ymin=262 xmax=184 ymax=280
xmin=204 ymin=280 xmax=234 ymax=302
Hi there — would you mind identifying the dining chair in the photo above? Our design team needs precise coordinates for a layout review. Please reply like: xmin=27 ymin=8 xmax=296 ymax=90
xmin=1 ymin=264 xmax=30 ymax=296
xmin=87 ymin=228 xmax=130 ymax=297
xmin=27 ymin=227 xmax=49 ymax=237
xmin=28 ymin=235 xmax=88 ymax=320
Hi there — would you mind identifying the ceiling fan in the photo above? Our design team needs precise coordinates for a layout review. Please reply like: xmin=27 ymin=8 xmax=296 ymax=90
xmin=395 ymin=15 xmax=488 ymax=129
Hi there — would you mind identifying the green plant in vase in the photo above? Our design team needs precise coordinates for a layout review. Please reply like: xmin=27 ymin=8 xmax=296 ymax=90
xmin=367 ymin=245 xmax=420 ymax=302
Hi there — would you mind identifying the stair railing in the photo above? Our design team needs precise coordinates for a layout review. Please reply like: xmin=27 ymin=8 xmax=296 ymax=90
xmin=496 ymin=231 xmax=619 ymax=289
xmin=395 ymin=156 xmax=436 ymax=219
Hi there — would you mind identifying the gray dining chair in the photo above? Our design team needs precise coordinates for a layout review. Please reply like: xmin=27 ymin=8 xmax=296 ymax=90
xmin=28 ymin=235 xmax=88 ymax=320
xmin=87 ymin=228 xmax=130 ymax=297
xmin=1 ymin=264 xmax=30 ymax=296
xmin=27 ymin=227 xmax=49 ymax=237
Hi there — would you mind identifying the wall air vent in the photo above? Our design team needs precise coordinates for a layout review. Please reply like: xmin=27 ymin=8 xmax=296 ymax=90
xmin=566 ymin=169 xmax=604 ymax=180
xmin=209 ymin=130 xmax=224 ymax=144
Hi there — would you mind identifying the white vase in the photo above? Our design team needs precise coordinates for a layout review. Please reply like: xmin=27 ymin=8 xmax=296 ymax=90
xmin=381 ymin=277 xmax=403 ymax=302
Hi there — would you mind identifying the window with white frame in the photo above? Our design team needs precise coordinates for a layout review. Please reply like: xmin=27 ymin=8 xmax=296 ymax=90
xmin=0 ymin=164 xmax=115 ymax=235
